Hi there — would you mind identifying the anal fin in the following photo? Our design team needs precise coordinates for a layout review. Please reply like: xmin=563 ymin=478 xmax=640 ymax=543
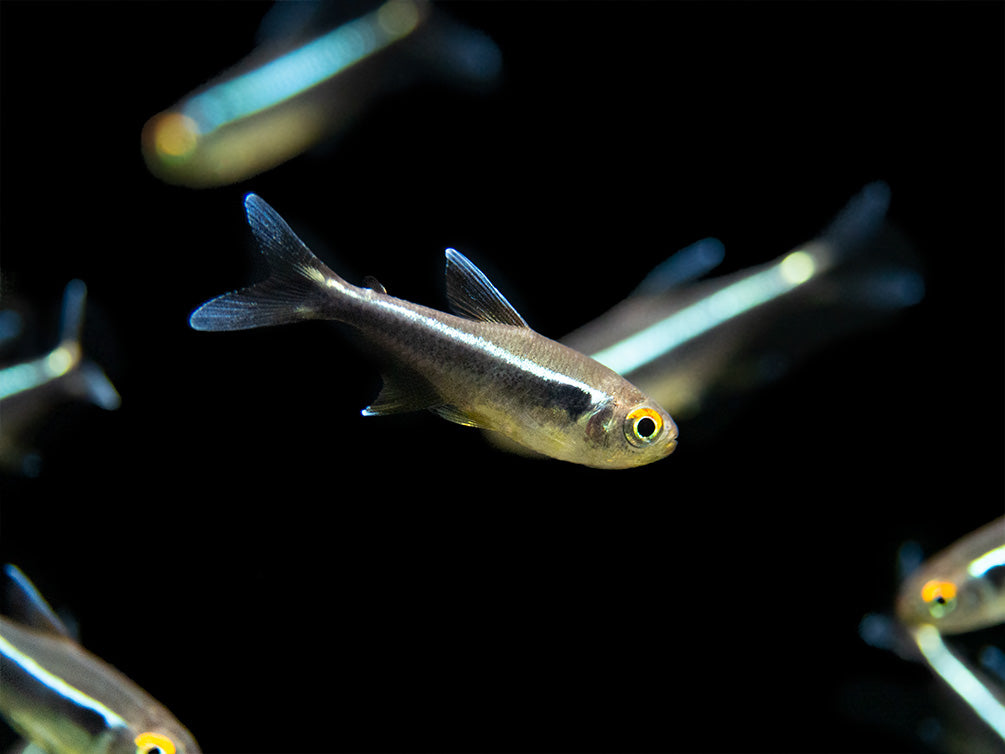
xmin=361 ymin=370 xmax=442 ymax=417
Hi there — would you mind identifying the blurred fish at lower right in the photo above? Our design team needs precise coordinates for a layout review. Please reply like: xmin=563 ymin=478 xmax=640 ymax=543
xmin=896 ymin=517 xmax=1005 ymax=743
xmin=860 ymin=517 xmax=1005 ymax=749
xmin=486 ymin=182 xmax=923 ymax=456
xmin=564 ymin=181 xmax=923 ymax=431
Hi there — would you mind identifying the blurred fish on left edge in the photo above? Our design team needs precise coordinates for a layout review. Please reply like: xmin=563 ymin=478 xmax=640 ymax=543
xmin=0 ymin=281 xmax=120 ymax=477
xmin=141 ymin=0 xmax=502 ymax=188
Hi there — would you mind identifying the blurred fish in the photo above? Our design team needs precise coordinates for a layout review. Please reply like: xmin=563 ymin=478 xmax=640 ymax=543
xmin=0 ymin=565 xmax=201 ymax=754
xmin=861 ymin=518 xmax=1005 ymax=745
xmin=897 ymin=517 xmax=1005 ymax=635
xmin=189 ymin=194 xmax=678 ymax=469
xmin=142 ymin=0 xmax=501 ymax=188
xmin=486 ymin=181 xmax=922 ymax=456
xmin=901 ymin=519 xmax=1005 ymax=742
xmin=0 ymin=281 xmax=120 ymax=477
xmin=564 ymin=181 xmax=922 ymax=425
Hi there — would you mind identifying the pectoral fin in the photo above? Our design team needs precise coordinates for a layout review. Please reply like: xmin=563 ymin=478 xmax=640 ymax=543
xmin=431 ymin=404 xmax=491 ymax=428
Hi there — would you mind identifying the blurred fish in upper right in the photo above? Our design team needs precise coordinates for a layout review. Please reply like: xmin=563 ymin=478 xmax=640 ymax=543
xmin=562 ymin=182 xmax=924 ymax=428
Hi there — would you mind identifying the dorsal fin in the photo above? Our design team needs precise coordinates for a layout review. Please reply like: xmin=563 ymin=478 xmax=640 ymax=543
xmin=3 ymin=564 xmax=75 ymax=640
xmin=57 ymin=279 xmax=88 ymax=349
xmin=444 ymin=249 xmax=529 ymax=327
xmin=630 ymin=238 xmax=725 ymax=296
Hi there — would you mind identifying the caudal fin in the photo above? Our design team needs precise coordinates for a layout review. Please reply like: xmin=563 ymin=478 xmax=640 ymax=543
xmin=189 ymin=194 xmax=342 ymax=331
xmin=58 ymin=280 xmax=121 ymax=410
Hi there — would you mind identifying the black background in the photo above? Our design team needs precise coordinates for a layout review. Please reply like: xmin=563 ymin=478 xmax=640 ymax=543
xmin=1 ymin=2 xmax=1003 ymax=753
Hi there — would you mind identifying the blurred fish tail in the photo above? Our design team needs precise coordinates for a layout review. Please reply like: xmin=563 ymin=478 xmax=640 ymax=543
xmin=56 ymin=281 xmax=120 ymax=411
xmin=189 ymin=194 xmax=350 ymax=331
xmin=810 ymin=182 xmax=925 ymax=310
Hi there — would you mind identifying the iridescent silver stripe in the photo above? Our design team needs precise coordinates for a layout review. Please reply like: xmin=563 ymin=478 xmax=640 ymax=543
xmin=0 ymin=634 xmax=129 ymax=734
xmin=331 ymin=276 xmax=608 ymax=407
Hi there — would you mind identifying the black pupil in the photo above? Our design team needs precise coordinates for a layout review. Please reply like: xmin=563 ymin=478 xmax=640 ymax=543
xmin=636 ymin=416 xmax=657 ymax=438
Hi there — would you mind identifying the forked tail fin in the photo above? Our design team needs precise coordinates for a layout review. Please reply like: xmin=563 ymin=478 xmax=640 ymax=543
xmin=48 ymin=281 xmax=120 ymax=411
xmin=190 ymin=194 xmax=345 ymax=331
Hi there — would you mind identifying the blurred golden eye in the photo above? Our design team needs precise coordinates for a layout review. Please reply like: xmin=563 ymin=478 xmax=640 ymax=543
xmin=920 ymin=579 xmax=958 ymax=619
xmin=625 ymin=406 xmax=663 ymax=447
xmin=135 ymin=732 xmax=176 ymax=754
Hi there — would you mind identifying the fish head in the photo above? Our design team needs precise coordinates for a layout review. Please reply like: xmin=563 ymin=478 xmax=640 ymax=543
xmin=894 ymin=566 xmax=1001 ymax=635
xmin=895 ymin=571 xmax=966 ymax=633
xmin=579 ymin=396 xmax=678 ymax=469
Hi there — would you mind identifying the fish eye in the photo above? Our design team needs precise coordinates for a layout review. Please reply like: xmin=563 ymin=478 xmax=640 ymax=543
xmin=135 ymin=732 xmax=177 ymax=754
xmin=624 ymin=406 xmax=663 ymax=447
xmin=920 ymin=579 xmax=958 ymax=619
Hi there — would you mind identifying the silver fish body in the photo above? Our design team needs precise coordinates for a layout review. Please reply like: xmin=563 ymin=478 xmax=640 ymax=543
xmin=0 ymin=566 xmax=200 ymax=754
xmin=190 ymin=195 xmax=678 ymax=469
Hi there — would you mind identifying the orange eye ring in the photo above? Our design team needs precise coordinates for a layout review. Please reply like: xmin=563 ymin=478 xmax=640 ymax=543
xmin=135 ymin=732 xmax=177 ymax=754
xmin=920 ymin=579 xmax=958 ymax=619
xmin=625 ymin=406 xmax=663 ymax=447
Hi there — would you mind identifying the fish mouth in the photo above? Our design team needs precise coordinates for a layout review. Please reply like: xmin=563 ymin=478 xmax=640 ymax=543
xmin=665 ymin=420 xmax=679 ymax=455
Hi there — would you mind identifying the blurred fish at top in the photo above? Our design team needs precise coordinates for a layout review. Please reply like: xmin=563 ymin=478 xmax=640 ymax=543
xmin=0 ymin=281 xmax=120 ymax=477
xmin=563 ymin=181 xmax=924 ymax=433
xmin=142 ymin=0 xmax=502 ymax=188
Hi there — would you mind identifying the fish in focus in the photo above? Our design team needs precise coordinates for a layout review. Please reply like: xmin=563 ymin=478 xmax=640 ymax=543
xmin=0 ymin=564 xmax=201 ymax=754
xmin=0 ymin=281 xmax=120 ymax=476
xmin=189 ymin=195 xmax=678 ymax=469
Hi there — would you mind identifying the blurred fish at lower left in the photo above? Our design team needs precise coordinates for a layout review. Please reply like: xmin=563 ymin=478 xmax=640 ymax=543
xmin=0 ymin=565 xmax=202 ymax=754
